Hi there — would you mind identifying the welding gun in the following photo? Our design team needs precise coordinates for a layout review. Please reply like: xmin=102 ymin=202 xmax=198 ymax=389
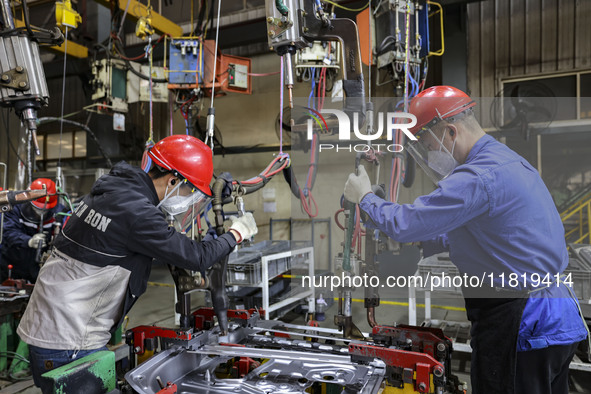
xmin=265 ymin=0 xmax=366 ymax=125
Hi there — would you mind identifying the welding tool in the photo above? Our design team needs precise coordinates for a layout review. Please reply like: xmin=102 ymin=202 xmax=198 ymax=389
xmin=0 ymin=189 xmax=47 ymax=213
xmin=334 ymin=195 xmax=364 ymax=340
xmin=265 ymin=0 xmax=366 ymax=125
xmin=34 ymin=209 xmax=45 ymax=264
xmin=235 ymin=196 xmax=253 ymax=247
xmin=281 ymin=50 xmax=295 ymax=126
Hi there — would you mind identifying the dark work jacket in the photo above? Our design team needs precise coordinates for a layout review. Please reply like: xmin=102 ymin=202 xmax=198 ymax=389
xmin=53 ymin=161 xmax=236 ymax=327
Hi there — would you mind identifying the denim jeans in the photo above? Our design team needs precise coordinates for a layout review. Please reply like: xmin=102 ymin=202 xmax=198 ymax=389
xmin=28 ymin=345 xmax=107 ymax=393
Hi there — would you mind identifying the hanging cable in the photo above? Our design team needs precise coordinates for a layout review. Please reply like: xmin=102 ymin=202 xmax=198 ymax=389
xmin=279 ymin=56 xmax=285 ymax=154
xmin=403 ymin=2 xmax=411 ymax=112
xmin=321 ymin=0 xmax=369 ymax=12
xmin=334 ymin=205 xmax=366 ymax=252
xmin=169 ymin=85 xmax=174 ymax=136
xmin=55 ymin=25 xmax=69 ymax=191
xmin=191 ymin=0 xmax=194 ymax=35
xmin=205 ymin=0 xmax=222 ymax=153
xmin=387 ymin=2 xmax=414 ymax=202
xmin=231 ymin=153 xmax=291 ymax=197
xmin=116 ymin=0 xmax=132 ymax=40
xmin=368 ymin=0 xmax=372 ymax=103
xmin=289 ymin=65 xmax=326 ymax=218
xmin=147 ymin=36 xmax=154 ymax=142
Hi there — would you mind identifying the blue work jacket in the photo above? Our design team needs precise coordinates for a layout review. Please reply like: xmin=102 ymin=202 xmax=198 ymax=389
xmin=1 ymin=203 xmax=66 ymax=282
xmin=360 ymin=134 xmax=588 ymax=351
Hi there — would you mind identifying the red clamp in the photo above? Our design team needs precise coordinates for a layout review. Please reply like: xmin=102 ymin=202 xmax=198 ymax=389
xmin=156 ymin=382 xmax=177 ymax=394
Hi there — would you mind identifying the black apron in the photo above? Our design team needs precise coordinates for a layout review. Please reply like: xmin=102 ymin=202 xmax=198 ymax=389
xmin=463 ymin=291 xmax=528 ymax=394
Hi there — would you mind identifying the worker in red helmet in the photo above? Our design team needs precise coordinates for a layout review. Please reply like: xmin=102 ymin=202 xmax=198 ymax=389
xmin=0 ymin=178 xmax=66 ymax=283
xmin=17 ymin=135 xmax=258 ymax=392
xmin=344 ymin=86 xmax=588 ymax=394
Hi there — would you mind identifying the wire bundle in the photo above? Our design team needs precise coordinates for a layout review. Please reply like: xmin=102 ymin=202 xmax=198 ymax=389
xmin=234 ymin=153 xmax=291 ymax=195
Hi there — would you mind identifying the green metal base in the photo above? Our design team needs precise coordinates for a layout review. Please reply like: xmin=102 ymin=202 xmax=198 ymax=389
xmin=9 ymin=339 xmax=29 ymax=375
xmin=42 ymin=350 xmax=116 ymax=394
xmin=0 ymin=314 xmax=30 ymax=378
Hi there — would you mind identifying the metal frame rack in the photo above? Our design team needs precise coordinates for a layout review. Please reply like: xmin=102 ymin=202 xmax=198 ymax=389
xmin=260 ymin=246 xmax=315 ymax=320
xmin=227 ymin=244 xmax=316 ymax=320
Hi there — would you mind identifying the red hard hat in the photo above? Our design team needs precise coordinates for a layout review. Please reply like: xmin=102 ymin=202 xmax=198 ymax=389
xmin=409 ymin=86 xmax=476 ymax=134
xmin=147 ymin=135 xmax=213 ymax=195
xmin=30 ymin=178 xmax=58 ymax=209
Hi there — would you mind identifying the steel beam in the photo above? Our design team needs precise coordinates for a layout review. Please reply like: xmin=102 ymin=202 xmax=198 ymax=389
xmin=48 ymin=39 xmax=89 ymax=58
xmin=94 ymin=0 xmax=182 ymax=37
xmin=14 ymin=19 xmax=88 ymax=58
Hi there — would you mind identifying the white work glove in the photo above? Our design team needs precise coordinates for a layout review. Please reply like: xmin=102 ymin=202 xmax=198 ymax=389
xmin=344 ymin=165 xmax=372 ymax=204
xmin=28 ymin=233 xmax=47 ymax=249
xmin=229 ymin=212 xmax=258 ymax=243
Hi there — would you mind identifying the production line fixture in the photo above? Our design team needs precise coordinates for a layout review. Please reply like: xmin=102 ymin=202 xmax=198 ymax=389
xmin=124 ymin=307 xmax=467 ymax=394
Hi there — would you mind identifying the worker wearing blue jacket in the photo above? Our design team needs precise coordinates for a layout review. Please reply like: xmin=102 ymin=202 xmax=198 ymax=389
xmin=0 ymin=178 xmax=66 ymax=283
xmin=344 ymin=86 xmax=589 ymax=394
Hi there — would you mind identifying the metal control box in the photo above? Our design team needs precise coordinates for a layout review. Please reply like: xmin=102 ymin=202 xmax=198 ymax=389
xmin=168 ymin=38 xmax=203 ymax=85
xmin=0 ymin=36 xmax=49 ymax=106
xmin=90 ymin=59 xmax=128 ymax=113
xmin=264 ymin=0 xmax=308 ymax=51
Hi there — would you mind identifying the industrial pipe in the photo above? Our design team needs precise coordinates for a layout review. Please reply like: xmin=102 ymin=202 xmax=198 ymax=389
xmin=209 ymin=177 xmax=230 ymax=335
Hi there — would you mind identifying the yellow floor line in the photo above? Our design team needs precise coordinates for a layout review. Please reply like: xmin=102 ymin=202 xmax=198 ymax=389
xmin=148 ymin=281 xmax=175 ymax=288
xmin=339 ymin=298 xmax=466 ymax=312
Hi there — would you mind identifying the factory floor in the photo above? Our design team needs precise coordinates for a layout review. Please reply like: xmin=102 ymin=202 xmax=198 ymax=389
xmin=3 ymin=262 xmax=590 ymax=393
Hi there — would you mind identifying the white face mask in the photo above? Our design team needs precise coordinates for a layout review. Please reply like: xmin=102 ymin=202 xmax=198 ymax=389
xmin=156 ymin=181 xmax=212 ymax=231
xmin=157 ymin=182 xmax=205 ymax=216
xmin=157 ymin=182 xmax=184 ymax=214
xmin=427 ymin=131 xmax=458 ymax=179
xmin=159 ymin=194 xmax=196 ymax=216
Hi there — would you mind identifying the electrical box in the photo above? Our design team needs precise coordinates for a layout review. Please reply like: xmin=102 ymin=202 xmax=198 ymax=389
xmin=228 ymin=63 xmax=248 ymax=89
xmin=140 ymin=65 xmax=168 ymax=102
xmin=264 ymin=0 xmax=308 ymax=51
xmin=295 ymin=41 xmax=341 ymax=69
xmin=127 ymin=63 xmax=168 ymax=104
xmin=373 ymin=0 xmax=428 ymax=69
xmin=219 ymin=55 xmax=252 ymax=94
xmin=168 ymin=38 xmax=203 ymax=85
xmin=90 ymin=59 xmax=128 ymax=113
xmin=166 ymin=38 xmax=252 ymax=94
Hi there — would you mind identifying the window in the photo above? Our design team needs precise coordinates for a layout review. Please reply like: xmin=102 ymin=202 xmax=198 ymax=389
xmin=39 ymin=131 xmax=87 ymax=161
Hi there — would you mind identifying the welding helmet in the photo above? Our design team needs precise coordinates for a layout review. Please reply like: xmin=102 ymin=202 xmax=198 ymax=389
xmin=148 ymin=135 xmax=214 ymax=231
xmin=30 ymin=178 xmax=58 ymax=209
xmin=406 ymin=86 xmax=476 ymax=184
